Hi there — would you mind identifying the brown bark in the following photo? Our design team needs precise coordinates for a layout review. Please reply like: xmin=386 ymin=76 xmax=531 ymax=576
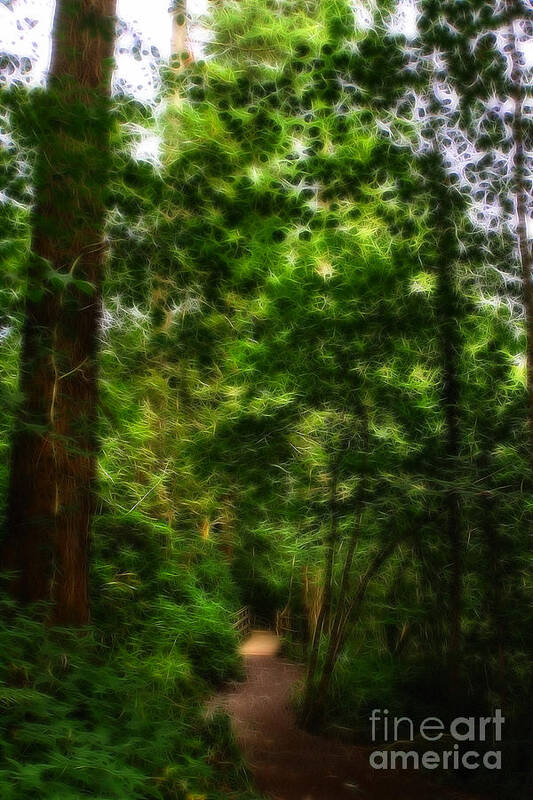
xmin=302 ymin=539 xmax=397 ymax=729
xmin=2 ymin=0 xmax=116 ymax=625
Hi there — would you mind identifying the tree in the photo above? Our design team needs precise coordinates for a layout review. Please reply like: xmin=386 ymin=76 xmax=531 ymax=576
xmin=423 ymin=151 xmax=465 ymax=702
xmin=169 ymin=0 xmax=193 ymax=69
xmin=417 ymin=0 xmax=532 ymax=447
xmin=506 ymin=1 xmax=533 ymax=456
xmin=1 ymin=0 xmax=117 ymax=624
xmin=417 ymin=0 xmax=533 ymax=773
xmin=159 ymin=0 xmax=439 ymax=727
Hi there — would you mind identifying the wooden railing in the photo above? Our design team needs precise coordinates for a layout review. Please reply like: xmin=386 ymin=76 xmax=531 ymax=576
xmin=232 ymin=606 xmax=302 ymax=639
xmin=232 ymin=605 xmax=251 ymax=637
xmin=275 ymin=608 xmax=297 ymax=637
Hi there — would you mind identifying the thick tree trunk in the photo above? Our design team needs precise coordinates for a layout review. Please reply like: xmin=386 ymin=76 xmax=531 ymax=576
xmin=2 ymin=0 xmax=116 ymax=625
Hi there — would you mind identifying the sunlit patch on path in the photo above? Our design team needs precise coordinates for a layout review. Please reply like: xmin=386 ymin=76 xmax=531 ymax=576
xmin=239 ymin=629 xmax=281 ymax=657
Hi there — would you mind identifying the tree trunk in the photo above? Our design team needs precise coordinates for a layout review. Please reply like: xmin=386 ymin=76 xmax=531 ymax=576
xmin=437 ymin=222 xmax=462 ymax=701
xmin=507 ymin=3 xmax=533 ymax=458
xmin=302 ymin=455 xmax=340 ymax=716
xmin=302 ymin=539 xmax=397 ymax=730
xmin=506 ymin=12 xmax=533 ymax=787
xmin=170 ymin=1 xmax=193 ymax=68
xmin=2 ymin=0 xmax=117 ymax=625
xmin=301 ymin=412 xmax=369 ymax=726
xmin=424 ymin=150 xmax=463 ymax=703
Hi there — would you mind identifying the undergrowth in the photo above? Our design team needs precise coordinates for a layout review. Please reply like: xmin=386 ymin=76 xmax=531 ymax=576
xmin=0 ymin=513 xmax=258 ymax=800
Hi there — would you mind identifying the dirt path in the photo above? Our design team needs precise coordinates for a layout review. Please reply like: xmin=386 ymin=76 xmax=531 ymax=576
xmin=212 ymin=631 xmax=481 ymax=800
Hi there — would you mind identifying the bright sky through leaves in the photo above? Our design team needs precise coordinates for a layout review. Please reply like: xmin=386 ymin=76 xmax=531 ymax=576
xmin=2 ymin=0 xmax=531 ymax=100
xmin=0 ymin=0 xmax=210 ymax=99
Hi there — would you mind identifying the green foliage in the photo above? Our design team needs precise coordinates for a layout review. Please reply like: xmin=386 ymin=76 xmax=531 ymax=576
xmin=0 ymin=0 xmax=532 ymax=797
xmin=0 ymin=506 xmax=250 ymax=799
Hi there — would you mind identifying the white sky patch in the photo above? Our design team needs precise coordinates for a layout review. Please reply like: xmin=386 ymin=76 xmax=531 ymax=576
xmin=132 ymin=126 xmax=163 ymax=165
xmin=522 ymin=35 xmax=533 ymax=68
xmin=0 ymin=0 xmax=55 ymax=81
xmin=353 ymin=0 xmax=419 ymax=39
xmin=389 ymin=0 xmax=418 ymax=40
xmin=352 ymin=0 xmax=374 ymax=31
xmin=0 ymin=0 xmax=210 ymax=99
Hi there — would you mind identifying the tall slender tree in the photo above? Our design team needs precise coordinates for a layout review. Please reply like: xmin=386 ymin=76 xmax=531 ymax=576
xmin=423 ymin=151 xmax=464 ymax=701
xmin=507 ymin=2 xmax=533 ymax=456
xmin=1 ymin=0 xmax=117 ymax=624
xmin=169 ymin=0 xmax=192 ymax=68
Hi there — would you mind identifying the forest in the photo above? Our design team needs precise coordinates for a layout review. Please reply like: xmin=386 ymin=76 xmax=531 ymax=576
xmin=0 ymin=0 xmax=532 ymax=798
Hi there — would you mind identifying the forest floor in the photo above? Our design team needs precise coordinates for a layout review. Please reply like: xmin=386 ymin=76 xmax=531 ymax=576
xmin=209 ymin=630 xmax=482 ymax=800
